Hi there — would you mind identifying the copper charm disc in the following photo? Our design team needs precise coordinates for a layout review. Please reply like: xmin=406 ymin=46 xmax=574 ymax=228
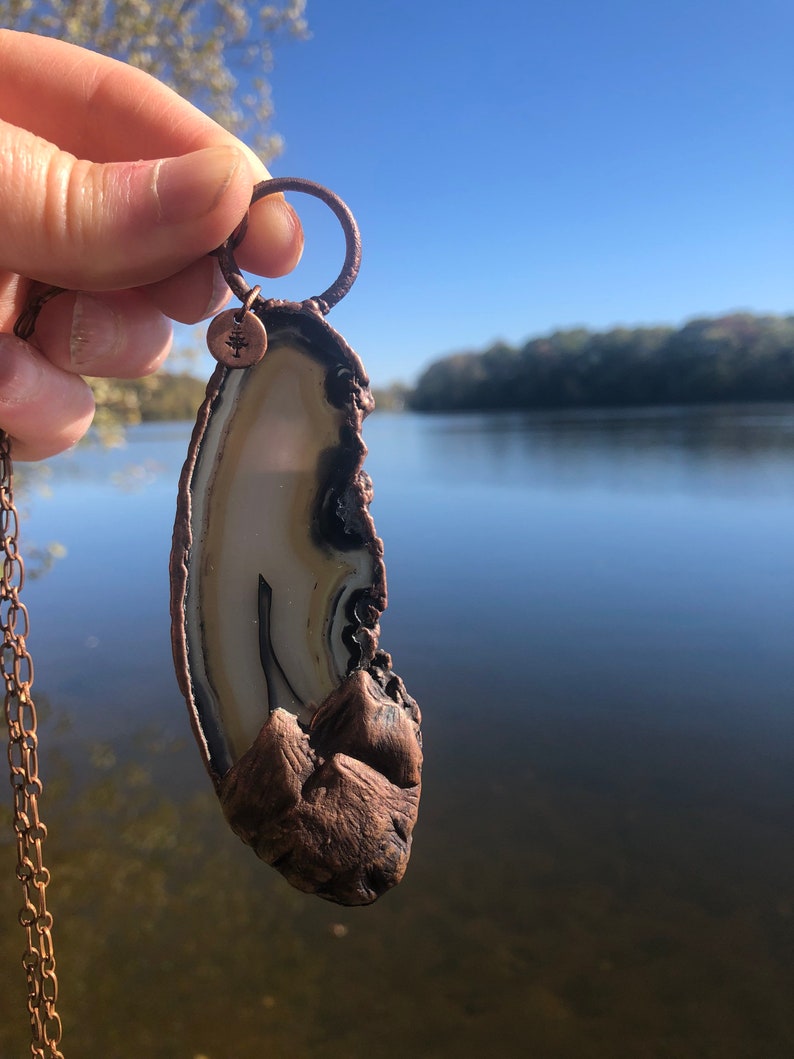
xmin=206 ymin=309 xmax=267 ymax=368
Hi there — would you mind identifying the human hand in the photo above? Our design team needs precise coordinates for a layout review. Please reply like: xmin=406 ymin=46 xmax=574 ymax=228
xmin=0 ymin=30 xmax=304 ymax=460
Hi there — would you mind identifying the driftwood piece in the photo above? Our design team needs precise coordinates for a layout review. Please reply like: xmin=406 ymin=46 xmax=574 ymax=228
xmin=219 ymin=665 xmax=422 ymax=905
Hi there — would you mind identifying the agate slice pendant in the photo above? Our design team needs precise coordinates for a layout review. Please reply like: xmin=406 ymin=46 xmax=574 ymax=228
xmin=170 ymin=179 xmax=422 ymax=906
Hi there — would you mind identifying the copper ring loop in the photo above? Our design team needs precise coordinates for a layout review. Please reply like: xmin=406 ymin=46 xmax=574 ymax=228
xmin=215 ymin=177 xmax=362 ymax=316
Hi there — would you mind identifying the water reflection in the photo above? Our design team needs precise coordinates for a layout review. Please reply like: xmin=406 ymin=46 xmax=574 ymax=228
xmin=384 ymin=405 xmax=794 ymax=497
xmin=1 ymin=406 xmax=793 ymax=1057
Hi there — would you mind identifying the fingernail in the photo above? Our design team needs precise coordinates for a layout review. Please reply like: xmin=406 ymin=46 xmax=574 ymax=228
xmin=70 ymin=294 xmax=122 ymax=370
xmin=154 ymin=146 xmax=244 ymax=225
xmin=283 ymin=199 xmax=305 ymax=265
xmin=0 ymin=336 xmax=43 ymax=405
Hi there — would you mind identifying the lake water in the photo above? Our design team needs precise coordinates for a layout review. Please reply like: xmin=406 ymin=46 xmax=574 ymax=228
xmin=1 ymin=404 xmax=793 ymax=1058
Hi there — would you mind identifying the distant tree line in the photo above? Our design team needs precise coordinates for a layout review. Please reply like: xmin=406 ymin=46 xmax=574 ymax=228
xmin=90 ymin=372 xmax=207 ymax=438
xmin=408 ymin=313 xmax=794 ymax=412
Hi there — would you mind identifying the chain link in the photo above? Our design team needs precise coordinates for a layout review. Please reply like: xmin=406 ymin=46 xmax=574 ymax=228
xmin=1 ymin=429 xmax=64 ymax=1059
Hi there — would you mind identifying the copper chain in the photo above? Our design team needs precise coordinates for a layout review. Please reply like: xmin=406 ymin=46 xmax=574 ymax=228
xmin=1 ymin=429 xmax=64 ymax=1058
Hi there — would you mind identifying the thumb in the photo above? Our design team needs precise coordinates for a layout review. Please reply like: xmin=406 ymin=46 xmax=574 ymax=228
xmin=0 ymin=120 xmax=253 ymax=291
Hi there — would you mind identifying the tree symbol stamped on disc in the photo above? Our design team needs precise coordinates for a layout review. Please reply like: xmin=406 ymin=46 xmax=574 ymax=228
xmin=207 ymin=309 xmax=268 ymax=368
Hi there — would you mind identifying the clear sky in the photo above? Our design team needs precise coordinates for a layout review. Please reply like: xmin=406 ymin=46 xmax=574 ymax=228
xmin=203 ymin=0 xmax=793 ymax=387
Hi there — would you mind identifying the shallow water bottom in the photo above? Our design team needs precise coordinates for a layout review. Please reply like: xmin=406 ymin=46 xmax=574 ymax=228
xmin=2 ymin=684 xmax=792 ymax=1059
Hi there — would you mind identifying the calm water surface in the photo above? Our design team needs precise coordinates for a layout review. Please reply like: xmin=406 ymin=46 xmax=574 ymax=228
xmin=1 ymin=404 xmax=793 ymax=1058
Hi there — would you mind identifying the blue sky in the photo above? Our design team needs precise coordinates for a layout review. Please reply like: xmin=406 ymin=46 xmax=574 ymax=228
xmin=205 ymin=0 xmax=792 ymax=386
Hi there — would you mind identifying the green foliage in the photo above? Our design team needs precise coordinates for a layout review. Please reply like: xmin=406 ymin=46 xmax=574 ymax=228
xmin=87 ymin=371 xmax=207 ymax=440
xmin=371 ymin=382 xmax=411 ymax=411
xmin=1 ymin=0 xmax=308 ymax=159
xmin=409 ymin=313 xmax=794 ymax=412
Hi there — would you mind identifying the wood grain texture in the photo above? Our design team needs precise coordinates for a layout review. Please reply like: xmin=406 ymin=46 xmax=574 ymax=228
xmin=218 ymin=663 xmax=422 ymax=906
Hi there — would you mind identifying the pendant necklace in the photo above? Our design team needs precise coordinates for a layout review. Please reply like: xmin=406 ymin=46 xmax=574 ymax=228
xmin=1 ymin=176 xmax=422 ymax=1056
